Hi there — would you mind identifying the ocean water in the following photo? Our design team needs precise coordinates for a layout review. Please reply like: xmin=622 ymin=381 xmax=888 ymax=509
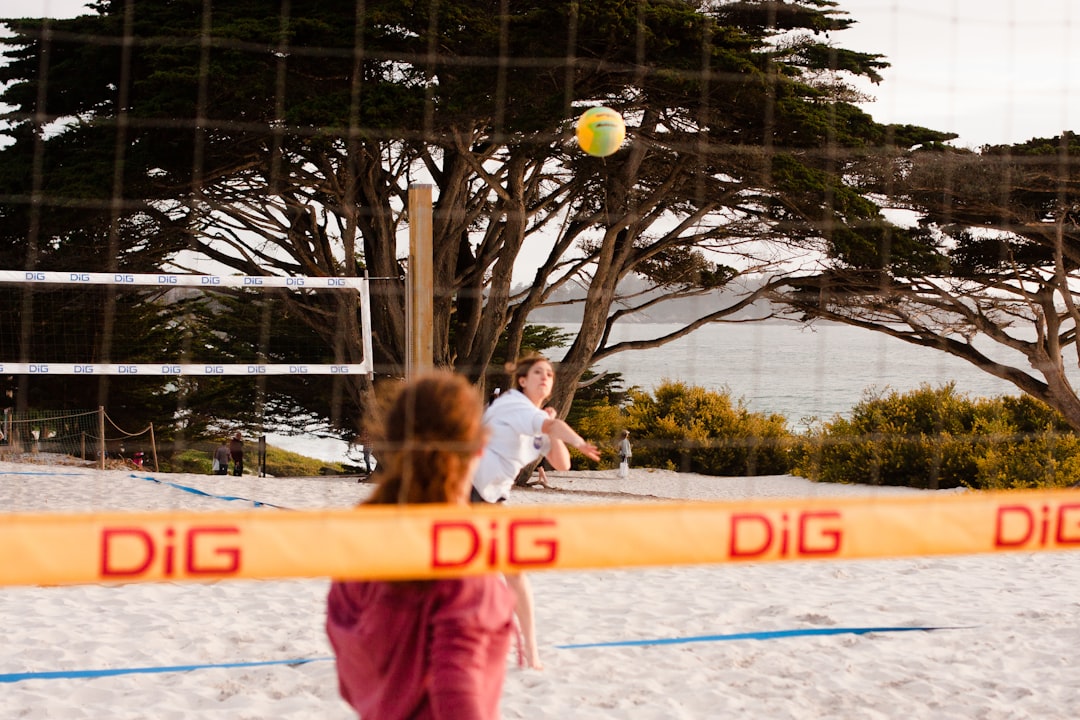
xmin=279 ymin=319 xmax=1064 ymax=463
xmin=551 ymin=321 xmax=1050 ymax=427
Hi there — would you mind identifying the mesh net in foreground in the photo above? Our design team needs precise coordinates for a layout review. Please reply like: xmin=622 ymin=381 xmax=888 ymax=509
xmin=1 ymin=1 xmax=1080 ymax=581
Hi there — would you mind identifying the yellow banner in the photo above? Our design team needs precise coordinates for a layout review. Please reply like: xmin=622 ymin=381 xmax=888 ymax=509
xmin=2 ymin=489 xmax=1080 ymax=586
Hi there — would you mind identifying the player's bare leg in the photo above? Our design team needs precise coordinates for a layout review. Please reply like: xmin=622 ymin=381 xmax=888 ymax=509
xmin=506 ymin=572 xmax=542 ymax=669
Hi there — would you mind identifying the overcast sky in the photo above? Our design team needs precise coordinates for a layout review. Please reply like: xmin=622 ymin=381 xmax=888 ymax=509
xmin=835 ymin=0 xmax=1079 ymax=147
xmin=6 ymin=0 xmax=1078 ymax=149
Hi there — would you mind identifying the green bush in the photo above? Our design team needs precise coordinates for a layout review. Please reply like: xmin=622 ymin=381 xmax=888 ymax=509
xmin=792 ymin=384 xmax=1080 ymax=489
xmin=575 ymin=402 xmax=628 ymax=468
xmin=170 ymin=448 xmax=212 ymax=474
xmin=263 ymin=445 xmax=345 ymax=477
xmin=622 ymin=381 xmax=793 ymax=476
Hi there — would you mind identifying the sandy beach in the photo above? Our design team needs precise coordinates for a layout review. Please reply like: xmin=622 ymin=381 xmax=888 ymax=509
xmin=1 ymin=457 xmax=1078 ymax=719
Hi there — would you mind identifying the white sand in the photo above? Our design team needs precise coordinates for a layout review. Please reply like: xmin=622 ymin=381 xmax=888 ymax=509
xmin=1 ymin=457 xmax=1078 ymax=719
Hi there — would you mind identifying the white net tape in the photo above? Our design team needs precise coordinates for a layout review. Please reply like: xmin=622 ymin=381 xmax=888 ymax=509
xmin=0 ymin=272 xmax=373 ymax=375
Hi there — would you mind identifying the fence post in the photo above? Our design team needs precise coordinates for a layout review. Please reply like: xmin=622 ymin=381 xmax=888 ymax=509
xmin=98 ymin=406 xmax=106 ymax=470
xmin=149 ymin=422 xmax=159 ymax=472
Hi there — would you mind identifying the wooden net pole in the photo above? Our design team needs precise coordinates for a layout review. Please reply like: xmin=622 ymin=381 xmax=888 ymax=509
xmin=407 ymin=184 xmax=434 ymax=379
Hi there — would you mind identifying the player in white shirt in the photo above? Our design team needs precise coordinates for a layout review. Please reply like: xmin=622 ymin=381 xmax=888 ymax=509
xmin=472 ymin=355 xmax=600 ymax=669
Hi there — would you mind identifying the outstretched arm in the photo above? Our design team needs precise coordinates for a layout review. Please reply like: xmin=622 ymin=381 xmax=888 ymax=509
xmin=541 ymin=412 xmax=601 ymax=470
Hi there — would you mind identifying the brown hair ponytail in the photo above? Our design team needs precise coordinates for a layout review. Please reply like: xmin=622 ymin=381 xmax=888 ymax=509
xmin=365 ymin=372 xmax=485 ymax=506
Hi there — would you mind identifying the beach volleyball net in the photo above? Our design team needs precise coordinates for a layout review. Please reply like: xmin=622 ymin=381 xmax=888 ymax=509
xmin=0 ymin=271 xmax=373 ymax=375
xmin=2 ymin=1 xmax=1080 ymax=586
xmin=0 ymin=270 xmax=375 ymax=466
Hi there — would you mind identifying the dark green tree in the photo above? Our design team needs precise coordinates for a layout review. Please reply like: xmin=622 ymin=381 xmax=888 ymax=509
xmin=0 ymin=0 xmax=941 ymax=442
xmin=775 ymin=132 xmax=1080 ymax=430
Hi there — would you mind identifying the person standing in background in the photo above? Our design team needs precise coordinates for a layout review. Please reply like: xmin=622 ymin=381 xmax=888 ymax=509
xmin=618 ymin=429 xmax=632 ymax=479
xmin=213 ymin=440 xmax=230 ymax=475
xmin=359 ymin=428 xmax=373 ymax=474
xmin=229 ymin=431 xmax=244 ymax=476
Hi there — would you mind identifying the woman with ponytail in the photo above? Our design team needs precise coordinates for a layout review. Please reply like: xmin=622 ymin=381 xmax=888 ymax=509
xmin=473 ymin=354 xmax=600 ymax=670
xmin=327 ymin=372 xmax=515 ymax=719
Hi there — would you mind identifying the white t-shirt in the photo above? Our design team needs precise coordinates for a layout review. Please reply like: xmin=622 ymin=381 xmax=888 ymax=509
xmin=472 ymin=389 xmax=551 ymax=502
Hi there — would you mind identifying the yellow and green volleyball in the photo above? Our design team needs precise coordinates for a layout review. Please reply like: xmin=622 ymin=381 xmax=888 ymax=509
xmin=575 ymin=106 xmax=626 ymax=158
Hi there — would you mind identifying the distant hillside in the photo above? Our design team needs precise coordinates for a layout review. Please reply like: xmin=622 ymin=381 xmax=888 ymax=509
xmin=522 ymin=274 xmax=774 ymax=324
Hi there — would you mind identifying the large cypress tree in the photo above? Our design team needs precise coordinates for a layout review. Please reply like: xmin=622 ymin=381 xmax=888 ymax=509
xmin=0 ymin=1 xmax=942 ymax=443
xmin=777 ymin=132 xmax=1080 ymax=431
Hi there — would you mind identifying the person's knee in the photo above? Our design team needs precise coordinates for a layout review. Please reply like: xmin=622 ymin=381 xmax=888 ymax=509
xmin=505 ymin=573 xmax=532 ymax=598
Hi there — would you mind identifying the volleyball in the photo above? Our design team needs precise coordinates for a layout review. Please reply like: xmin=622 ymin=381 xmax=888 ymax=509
xmin=575 ymin=106 xmax=626 ymax=157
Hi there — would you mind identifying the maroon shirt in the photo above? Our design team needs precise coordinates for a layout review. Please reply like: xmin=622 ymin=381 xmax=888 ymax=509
xmin=327 ymin=575 xmax=515 ymax=719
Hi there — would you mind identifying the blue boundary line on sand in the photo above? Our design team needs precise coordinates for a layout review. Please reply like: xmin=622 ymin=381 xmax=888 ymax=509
xmin=0 ymin=657 xmax=334 ymax=683
xmin=132 ymin=473 xmax=289 ymax=509
xmin=0 ymin=471 xmax=91 ymax=476
xmin=556 ymin=625 xmax=970 ymax=649
xmin=0 ymin=470 xmax=285 ymax=507
xmin=0 ymin=627 xmax=972 ymax=682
